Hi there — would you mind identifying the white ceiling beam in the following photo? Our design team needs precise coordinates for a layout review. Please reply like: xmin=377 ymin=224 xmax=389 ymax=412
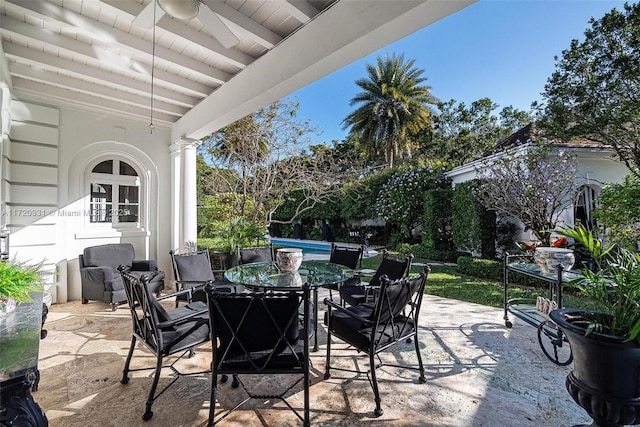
xmin=95 ymin=0 xmax=256 ymax=67
xmin=3 ymin=43 xmax=204 ymax=105
xmin=0 ymin=17 xmax=217 ymax=94
xmin=172 ymin=0 xmax=477 ymax=140
xmin=12 ymin=77 xmax=177 ymax=124
xmin=9 ymin=62 xmax=188 ymax=117
xmin=201 ymin=0 xmax=282 ymax=48
xmin=2 ymin=1 xmax=234 ymax=85
xmin=278 ymin=1 xmax=319 ymax=22
xmin=0 ymin=43 xmax=13 ymax=92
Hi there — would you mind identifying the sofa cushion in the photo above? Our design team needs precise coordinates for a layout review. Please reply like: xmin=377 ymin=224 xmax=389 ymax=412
xmin=83 ymin=244 xmax=135 ymax=271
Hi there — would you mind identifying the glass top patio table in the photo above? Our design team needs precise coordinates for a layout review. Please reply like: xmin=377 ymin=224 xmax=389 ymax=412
xmin=224 ymin=260 xmax=354 ymax=290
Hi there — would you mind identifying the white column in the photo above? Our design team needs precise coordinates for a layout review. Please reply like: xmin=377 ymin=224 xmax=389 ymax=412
xmin=169 ymin=142 xmax=182 ymax=253
xmin=178 ymin=138 xmax=200 ymax=252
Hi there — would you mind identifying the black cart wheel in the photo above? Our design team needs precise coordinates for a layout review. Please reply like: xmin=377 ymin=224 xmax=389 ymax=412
xmin=537 ymin=320 xmax=573 ymax=366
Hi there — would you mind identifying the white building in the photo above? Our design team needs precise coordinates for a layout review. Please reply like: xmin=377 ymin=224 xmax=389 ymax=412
xmin=445 ymin=123 xmax=631 ymax=243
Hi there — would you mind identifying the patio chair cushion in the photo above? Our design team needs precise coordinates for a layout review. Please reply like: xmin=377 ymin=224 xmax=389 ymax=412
xmin=84 ymin=243 xmax=136 ymax=271
xmin=172 ymin=252 xmax=215 ymax=282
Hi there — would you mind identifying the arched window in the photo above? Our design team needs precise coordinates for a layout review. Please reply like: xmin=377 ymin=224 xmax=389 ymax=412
xmin=88 ymin=159 xmax=141 ymax=226
xmin=574 ymin=185 xmax=598 ymax=231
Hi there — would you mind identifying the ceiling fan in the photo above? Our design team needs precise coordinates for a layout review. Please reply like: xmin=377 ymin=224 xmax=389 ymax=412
xmin=133 ymin=0 xmax=240 ymax=48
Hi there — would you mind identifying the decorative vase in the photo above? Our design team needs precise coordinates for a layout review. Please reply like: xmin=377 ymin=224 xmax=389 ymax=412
xmin=276 ymin=248 xmax=303 ymax=271
xmin=534 ymin=247 xmax=575 ymax=274
xmin=550 ymin=308 xmax=640 ymax=427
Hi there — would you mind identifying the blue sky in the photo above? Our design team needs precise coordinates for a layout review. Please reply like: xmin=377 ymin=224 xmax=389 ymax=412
xmin=290 ymin=0 xmax=626 ymax=145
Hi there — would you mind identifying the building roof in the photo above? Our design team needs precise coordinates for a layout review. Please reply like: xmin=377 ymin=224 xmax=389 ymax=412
xmin=490 ymin=122 xmax=610 ymax=155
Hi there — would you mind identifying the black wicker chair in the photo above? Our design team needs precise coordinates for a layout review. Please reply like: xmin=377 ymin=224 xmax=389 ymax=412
xmin=338 ymin=250 xmax=413 ymax=306
xmin=118 ymin=267 xmax=211 ymax=421
xmin=324 ymin=267 xmax=429 ymax=416
xmin=206 ymin=285 xmax=311 ymax=426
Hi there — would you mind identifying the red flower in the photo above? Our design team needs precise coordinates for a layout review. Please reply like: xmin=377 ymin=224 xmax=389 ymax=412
xmin=553 ymin=237 xmax=569 ymax=247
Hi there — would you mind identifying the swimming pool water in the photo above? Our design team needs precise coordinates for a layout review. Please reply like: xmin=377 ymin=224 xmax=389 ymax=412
xmin=269 ymin=238 xmax=331 ymax=254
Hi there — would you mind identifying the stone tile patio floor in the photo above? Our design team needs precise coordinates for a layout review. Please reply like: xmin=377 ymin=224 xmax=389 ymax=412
xmin=36 ymin=288 xmax=592 ymax=426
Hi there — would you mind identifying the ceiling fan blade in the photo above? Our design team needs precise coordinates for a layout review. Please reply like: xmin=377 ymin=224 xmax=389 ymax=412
xmin=198 ymin=3 xmax=240 ymax=48
xmin=132 ymin=1 xmax=166 ymax=29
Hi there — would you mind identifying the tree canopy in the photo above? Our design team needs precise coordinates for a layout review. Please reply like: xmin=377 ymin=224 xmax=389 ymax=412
xmin=541 ymin=2 xmax=640 ymax=177
xmin=198 ymin=99 xmax=355 ymax=228
xmin=420 ymin=98 xmax=531 ymax=167
xmin=342 ymin=53 xmax=438 ymax=169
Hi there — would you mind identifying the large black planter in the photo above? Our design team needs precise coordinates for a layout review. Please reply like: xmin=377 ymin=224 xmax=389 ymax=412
xmin=550 ymin=308 xmax=640 ymax=427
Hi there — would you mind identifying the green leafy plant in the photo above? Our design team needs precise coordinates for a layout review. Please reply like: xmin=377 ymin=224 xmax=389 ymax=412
xmin=593 ymin=174 xmax=640 ymax=251
xmin=452 ymin=180 xmax=496 ymax=259
xmin=557 ymin=225 xmax=640 ymax=342
xmin=199 ymin=217 xmax=264 ymax=254
xmin=0 ymin=260 xmax=44 ymax=303
xmin=375 ymin=163 xmax=450 ymax=244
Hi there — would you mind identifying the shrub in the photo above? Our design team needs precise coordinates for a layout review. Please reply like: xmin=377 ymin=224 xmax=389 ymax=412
xmin=395 ymin=243 xmax=413 ymax=255
xmin=594 ymin=174 xmax=640 ymax=250
xmin=456 ymin=256 xmax=502 ymax=280
xmin=198 ymin=217 xmax=264 ymax=253
xmin=452 ymin=180 xmax=496 ymax=259
xmin=341 ymin=169 xmax=397 ymax=220
xmin=374 ymin=164 xmax=450 ymax=235
xmin=411 ymin=244 xmax=466 ymax=263
xmin=423 ymin=189 xmax=454 ymax=251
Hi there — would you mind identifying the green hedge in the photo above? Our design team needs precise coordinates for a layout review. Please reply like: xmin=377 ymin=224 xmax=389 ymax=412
xmin=410 ymin=244 xmax=467 ymax=263
xmin=423 ymin=189 xmax=454 ymax=251
xmin=456 ymin=256 xmax=502 ymax=279
xmin=451 ymin=180 xmax=496 ymax=259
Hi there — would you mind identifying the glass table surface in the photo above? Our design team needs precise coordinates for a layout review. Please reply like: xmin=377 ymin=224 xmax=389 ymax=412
xmin=224 ymin=261 xmax=354 ymax=289
xmin=507 ymin=261 xmax=583 ymax=283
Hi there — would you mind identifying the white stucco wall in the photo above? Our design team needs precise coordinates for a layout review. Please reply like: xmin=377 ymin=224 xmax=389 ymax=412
xmin=7 ymin=93 xmax=173 ymax=303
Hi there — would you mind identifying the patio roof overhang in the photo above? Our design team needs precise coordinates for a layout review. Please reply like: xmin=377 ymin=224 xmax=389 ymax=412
xmin=0 ymin=0 xmax=476 ymax=141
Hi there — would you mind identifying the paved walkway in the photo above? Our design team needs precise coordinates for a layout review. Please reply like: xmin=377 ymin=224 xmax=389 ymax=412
xmin=35 ymin=290 xmax=590 ymax=426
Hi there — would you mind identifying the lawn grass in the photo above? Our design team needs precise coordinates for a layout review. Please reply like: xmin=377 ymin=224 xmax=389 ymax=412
xmin=360 ymin=254 xmax=590 ymax=309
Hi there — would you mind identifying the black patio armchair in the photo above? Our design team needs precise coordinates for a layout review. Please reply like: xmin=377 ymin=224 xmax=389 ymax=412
xmin=324 ymin=266 xmax=429 ymax=417
xmin=170 ymin=247 xmax=237 ymax=307
xmin=237 ymin=244 xmax=274 ymax=264
xmin=205 ymin=284 xmax=311 ymax=426
xmin=338 ymin=250 xmax=413 ymax=306
xmin=118 ymin=267 xmax=211 ymax=421
xmin=325 ymin=243 xmax=363 ymax=300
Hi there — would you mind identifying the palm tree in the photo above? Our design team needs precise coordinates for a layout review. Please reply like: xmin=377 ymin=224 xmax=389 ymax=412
xmin=342 ymin=53 xmax=438 ymax=168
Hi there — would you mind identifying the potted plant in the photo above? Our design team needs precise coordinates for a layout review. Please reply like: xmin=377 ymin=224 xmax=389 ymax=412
xmin=549 ymin=225 xmax=640 ymax=427
xmin=0 ymin=260 xmax=43 ymax=317
xmin=0 ymin=259 xmax=48 ymax=425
